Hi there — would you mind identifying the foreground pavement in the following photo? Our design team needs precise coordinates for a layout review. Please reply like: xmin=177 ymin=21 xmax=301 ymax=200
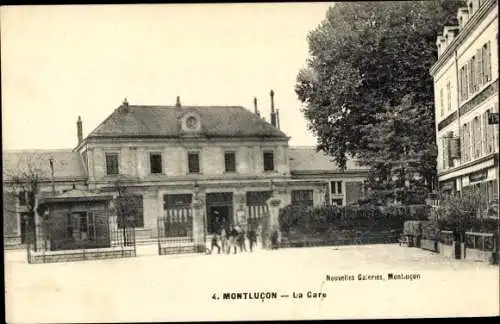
xmin=5 ymin=244 xmax=499 ymax=322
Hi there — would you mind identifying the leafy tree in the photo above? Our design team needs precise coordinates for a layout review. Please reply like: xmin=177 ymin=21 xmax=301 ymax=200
xmin=3 ymin=153 xmax=50 ymax=250
xmin=436 ymin=187 xmax=490 ymax=240
xmin=107 ymin=177 xmax=142 ymax=246
xmin=296 ymin=1 xmax=464 ymax=203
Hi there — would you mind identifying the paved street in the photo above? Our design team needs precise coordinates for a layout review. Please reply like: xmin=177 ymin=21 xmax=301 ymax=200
xmin=5 ymin=244 xmax=499 ymax=322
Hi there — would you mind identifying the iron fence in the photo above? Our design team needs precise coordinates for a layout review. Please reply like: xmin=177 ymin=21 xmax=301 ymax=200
xmin=157 ymin=215 xmax=205 ymax=255
xmin=25 ymin=215 xmax=136 ymax=264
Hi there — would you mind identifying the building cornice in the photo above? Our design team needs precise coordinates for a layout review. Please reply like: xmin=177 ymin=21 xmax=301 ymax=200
xmin=430 ymin=0 xmax=497 ymax=76
xmin=437 ymin=152 xmax=498 ymax=177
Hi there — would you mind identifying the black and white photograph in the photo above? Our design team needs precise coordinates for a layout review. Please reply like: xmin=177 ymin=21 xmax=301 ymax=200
xmin=2 ymin=2 xmax=499 ymax=322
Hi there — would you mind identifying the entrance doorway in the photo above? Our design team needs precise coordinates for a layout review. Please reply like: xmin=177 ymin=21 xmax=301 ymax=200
xmin=208 ymin=205 xmax=231 ymax=234
xmin=206 ymin=192 xmax=233 ymax=234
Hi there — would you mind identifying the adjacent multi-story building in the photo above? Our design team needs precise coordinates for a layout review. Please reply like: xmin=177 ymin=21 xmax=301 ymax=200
xmin=430 ymin=0 xmax=498 ymax=206
xmin=3 ymin=91 xmax=369 ymax=246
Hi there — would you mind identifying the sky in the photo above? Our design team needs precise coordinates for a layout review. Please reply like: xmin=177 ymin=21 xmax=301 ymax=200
xmin=1 ymin=3 xmax=334 ymax=150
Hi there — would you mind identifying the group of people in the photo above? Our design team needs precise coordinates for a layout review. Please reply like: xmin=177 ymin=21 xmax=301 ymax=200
xmin=210 ymin=224 xmax=259 ymax=254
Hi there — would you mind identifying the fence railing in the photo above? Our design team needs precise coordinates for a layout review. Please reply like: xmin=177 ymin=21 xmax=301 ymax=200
xmin=25 ymin=218 xmax=137 ymax=264
xmin=465 ymin=232 xmax=497 ymax=252
xmin=440 ymin=230 xmax=454 ymax=246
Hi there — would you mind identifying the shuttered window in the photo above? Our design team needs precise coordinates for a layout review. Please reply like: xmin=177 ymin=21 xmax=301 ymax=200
xmin=105 ymin=153 xmax=119 ymax=175
xmin=482 ymin=41 xmax=491 ymax=82
xmin=188 ymin=152 xmax=200 ymax=173
xmin=442 ymin=138 xmax=449 ymax=169
xmin=446 ymin=82 xmax=451 ymax=112
xmin=263 ymin=151 xmax=275 ymax=171
xmin=150 ymin=153 xmax=162 ymax=174
xmin=439 ymin=88 xmax=444 ymax=117
xmin=473 ymin=116 xmax=482 ymax=159
xmin=224 ymin=152 xmax=236 ymax=173
xmin=476 ymin=48 xmax=483 ymax=88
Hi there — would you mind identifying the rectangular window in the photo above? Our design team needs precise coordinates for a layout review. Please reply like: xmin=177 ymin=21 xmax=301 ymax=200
xmin=458 ymin=68 xmax=463 ymax=102
xmin=482 ymin=41 xmax=491 ymax=82
xmin=150 ymin=153 xmax=162 ymax=174
xmin=439 ymin=88 xmax=444 ymax=117
xmin=464 ymin=65 xmax=469 ymax=100
xmin=188 ymin=152 xmax=200 ymax=173
xmin=473 ymin=116 xmax=482 ymax=159
xmin=291 ymin=190 xmax=314 ymax=207
xmin=87 ymin=212 xmax=95 ymax=240
xmin=461 ymin=124 xmax=466 ymax=164
xmin=263 ymin=151 xmax=274 ymax=171
xmin=483 ymin=110 xmax=489 ymax=154
xmin=224 ymin=152 xmax=236 ymax=173
xmin=105 ymin=153 xmax=119 ymax=175
xmin=442 ymin=138 xmax=449 ymax=169
xmin=467 ymin=60 xmax=474 ymax=97
xmin=331 ymin=181 xmax=342 ymax=194
xmin=467 ymin=121 xmax=473 ymax=162
xmin=470 ymin=56 xmax=476 ymax=93
xmin=18 ymin=191 xmax=27 ymax=206
xmin=476 ymin=48 xmax=483 ymax=88
xmin=446 ymin=82 xmax=451 ymax=112
xmin=331 ymin=198 xmax=343 ymax=206
xmin=66 ymin=214 xmax=73 ymax=238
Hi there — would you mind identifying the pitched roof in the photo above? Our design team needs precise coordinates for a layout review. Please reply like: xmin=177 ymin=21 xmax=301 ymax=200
xmin=2 ymin=150 xmax=87 ymax=181
xmin=87 ymin=105 xmax=288 ymax=139
xmin=288 ymin=147 xmax=369 ymax=173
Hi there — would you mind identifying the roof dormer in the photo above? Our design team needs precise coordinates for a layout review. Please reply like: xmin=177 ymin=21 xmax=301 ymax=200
xmin=179 ymin=110 xmax=203 ymax=137
xmin=443 ymin=26 xmax=460 ymax=46
xmin=457 ymin=7 xmax=469 ymax=29
xmin=436 ymin=35 xmax=446 ymax=57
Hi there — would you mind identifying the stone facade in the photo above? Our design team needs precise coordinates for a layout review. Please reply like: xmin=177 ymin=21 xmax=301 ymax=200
xmin=430 ymin=0 xmax=499 ymax=205
xmin=3 ymin=96 xmax=369 ymax=245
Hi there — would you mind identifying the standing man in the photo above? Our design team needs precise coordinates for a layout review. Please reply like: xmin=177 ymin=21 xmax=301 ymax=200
xmin=210 ymin=210 xmax=221 ymax=254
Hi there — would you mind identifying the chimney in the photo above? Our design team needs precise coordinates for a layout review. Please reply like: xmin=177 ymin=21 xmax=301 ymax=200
xmin=176 ymin=96 xmax=181 ymax=108
xmin=254 ymin=97 xmax=261 ymax=117
xmin=270 ymin=89 xmax=277 ymax=127
xmin=276 ymin=109 xmax=280 ymax=129
xmin=120 ymin=98 xmax=130 ymax=113
xmin=77 ymin=116 xmax=83 ymax=145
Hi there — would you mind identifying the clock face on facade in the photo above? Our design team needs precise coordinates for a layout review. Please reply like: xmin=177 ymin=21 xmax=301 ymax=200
xmin=186 ymin=116 xmax=198 ymax=129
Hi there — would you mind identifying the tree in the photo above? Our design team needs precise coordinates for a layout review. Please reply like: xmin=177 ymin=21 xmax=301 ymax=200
xmin=3 ymin=152 xmax=51 ymax=250
xmin=107 ymin=177 xmax=143 ymax=246
xmin=437 ymin=187 xmax=489 ymax=242
xmin=296 ymin=1 xmax=464 ymax=202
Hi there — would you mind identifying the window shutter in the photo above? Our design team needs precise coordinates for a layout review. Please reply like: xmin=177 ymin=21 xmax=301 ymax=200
xmin=467 ymin=60 xmax=473 ymax=96
xmin=487 ymin=41 xmax=492 ymax=81
xmin=477 ymin=48 xmax=483 ymax=88
xmin=443 ymin=138 xmax=448 ymax=169
xmin=483 ymin=111 xmax=488 ymax=153
xmin=494 ymin=103 xmax=499 ymax=151
xmin=468 ymin=121 xmax=473 ymax=161
xmin=475 ymin=117 xmax=481 ymax=158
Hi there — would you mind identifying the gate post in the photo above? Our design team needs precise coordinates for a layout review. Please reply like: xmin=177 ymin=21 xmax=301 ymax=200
xmin=265 ymin=194 xmax=283 ymax=249
xmin=191 ymin=193 xmax=205 ymax=252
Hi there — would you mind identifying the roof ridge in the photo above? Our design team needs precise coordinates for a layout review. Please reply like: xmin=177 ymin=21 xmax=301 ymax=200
xmin=3 ymin=148 xmax=75 ymax=153
xmin=127 ymin=105 xmax=246 ymax=109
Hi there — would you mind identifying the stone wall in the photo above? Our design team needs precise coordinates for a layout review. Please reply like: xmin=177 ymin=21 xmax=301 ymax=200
xmin=87 ymin=140 xmax=290 ymax=181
